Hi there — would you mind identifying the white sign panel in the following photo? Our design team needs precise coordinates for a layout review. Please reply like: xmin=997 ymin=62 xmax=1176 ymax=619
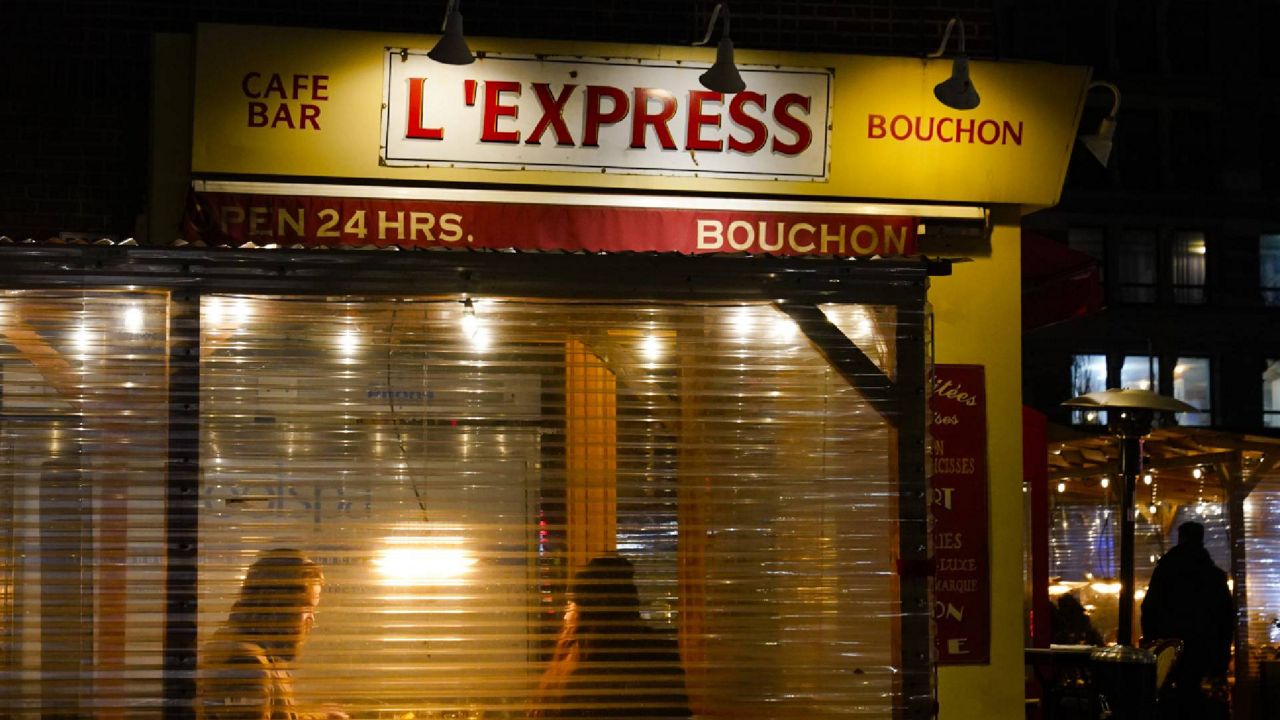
xmin=381 ymin=51 xmax=832 ymax=180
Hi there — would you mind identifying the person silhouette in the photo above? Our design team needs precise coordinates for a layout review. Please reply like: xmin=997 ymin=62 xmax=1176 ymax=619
xmin=1051 ymin=593 xmax=1102 ymax=646
xmin=529 ymin=554 xmax=691 ymax=719
xmin=198 ymin=549 xmax=347 ymax=720
xmin=1140 ymin=521 xmax=1234 ymax=718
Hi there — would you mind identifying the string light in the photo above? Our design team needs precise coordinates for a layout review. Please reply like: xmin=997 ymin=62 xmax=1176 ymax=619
xmin=1142 ymin=473 xmax=1153 ymax=486
xmin=1057 ymin=481 xmax=1066 ymax=493
xmin=1100 ymin=476 xmax=1110 ymax=489
xmin=461 ymin=298 xmax=479 ymax=339
xmin=460 ymin=298 xmax=492 ymax=351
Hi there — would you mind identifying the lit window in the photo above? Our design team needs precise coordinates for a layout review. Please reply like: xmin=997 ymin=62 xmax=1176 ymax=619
xmin=1071 ymin=354 xmax=1107 ymax=425
xmin=1261 ymin=235 xmax=1280 ymax=306
xmin=1171 ymin=231 xmax=1206 ymax=304
xmin=1117 ymin=230 xmax=1156 ymax=303
xmin=1173 ymin=357 xmax=1210 ymax=426
xmin=1264 ymin=359 xmax=1280 ymax=428
xmin=1120 ymin=355 xmax=1158 ymax=391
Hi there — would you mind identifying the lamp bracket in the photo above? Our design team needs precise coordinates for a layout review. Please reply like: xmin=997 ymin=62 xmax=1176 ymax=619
xmin=694 ymin=3 xmax=731 ymax=47
xmin=928 ymin=17 xmax=966 ymax=58
xmin=441 ymin=0 xmax=459 ymax=31
xmin=1087 ymin=80 xmax=1122 ymax=120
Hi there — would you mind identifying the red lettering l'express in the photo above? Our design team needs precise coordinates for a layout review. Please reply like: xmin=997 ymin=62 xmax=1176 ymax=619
xmin=772 ymin=93 xmax=812 ymax=156
xmin=526 ymin=83 xmax=577 ymax=146
xmin=406 ymin=78 xmax=444 ymax=140
xmin=480 ymin=80 xmax=522 ymax=143
xmin=582 ymin=85 xmax=629 ymax=147
xmin=632 ymin=88 xmax=678 ymax=150
xmin=727 ymin=91 xmax=768 ymax=153
xmin=685 ymin=90 xmax=724 ymax=152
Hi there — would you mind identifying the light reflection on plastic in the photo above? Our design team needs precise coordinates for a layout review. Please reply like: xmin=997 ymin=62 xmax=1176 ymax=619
xmin=375 ymin=539 xmax=477 ymax=585
xmin=731 ymin=307 xmax=755 ymax=340
xmin=337 ymin=327 xmax=359 ymax=358
xmin=73 ymin=325 xmax=92 ymax=353
xmin=122 ymin=306 xmax=144 ymax=334
xmin=771 ymin=314 xmax=798 ymax=342
xmin=641 ymin=334 xmax=663 ymax=361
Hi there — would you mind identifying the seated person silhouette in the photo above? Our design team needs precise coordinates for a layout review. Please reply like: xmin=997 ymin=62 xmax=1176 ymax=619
xmin=530 ymin=554 xmax=691 ymax=719
xmin=1051 ymin=593 xmax=1102 ymax=646
xmin=199 ymin=548 xmax=347 ymax=720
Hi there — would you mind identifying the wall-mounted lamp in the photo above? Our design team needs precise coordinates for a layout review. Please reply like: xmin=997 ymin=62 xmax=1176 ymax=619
xmin=693 ymin=3 xmax=746 ymax=94
xmin=428 ymin=0 xmax=476 ymax=65
xmin=1080 ymin=81 xmax=1120 ymax=167
xmin=927 ymin=18 xmax=979 ymax=111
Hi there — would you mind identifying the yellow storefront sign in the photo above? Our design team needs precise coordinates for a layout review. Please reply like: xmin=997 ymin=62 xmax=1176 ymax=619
xmin=192 ymin=23 xmax=1091 ymax=208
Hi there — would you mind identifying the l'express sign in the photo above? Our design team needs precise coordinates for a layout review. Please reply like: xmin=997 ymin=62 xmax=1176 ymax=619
xmin=381 ymin=52 xmax=832 ymax=180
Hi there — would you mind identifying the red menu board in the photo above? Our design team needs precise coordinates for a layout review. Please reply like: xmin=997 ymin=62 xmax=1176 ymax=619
xmin=930 ymin=364 xmax=990 ymax=664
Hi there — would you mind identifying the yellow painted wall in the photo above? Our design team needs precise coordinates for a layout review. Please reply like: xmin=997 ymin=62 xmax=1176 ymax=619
xmin=931 ymin=205 xmax=1025 ymax=719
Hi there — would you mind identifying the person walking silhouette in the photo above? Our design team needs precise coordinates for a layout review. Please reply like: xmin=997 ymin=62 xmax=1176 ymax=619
xmin=1140 ymin=521 xmax=1234 ymax=719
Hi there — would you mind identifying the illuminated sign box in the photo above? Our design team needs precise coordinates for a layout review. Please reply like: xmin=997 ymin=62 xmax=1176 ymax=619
xmin=381 ymin=52 xmax=832 ymax=180
xmin=192 ymin=24 xmax=1092 ymax=208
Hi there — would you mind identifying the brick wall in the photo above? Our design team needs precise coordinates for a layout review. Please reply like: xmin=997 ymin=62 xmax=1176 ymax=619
xmin=0 ymin=0 xmax=996 ymax=241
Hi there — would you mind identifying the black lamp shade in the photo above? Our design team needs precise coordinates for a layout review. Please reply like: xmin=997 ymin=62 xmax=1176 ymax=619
xmin=428 ymin=10 xmax=475 ymax=65
xmin=933 ymin=55 xmax=979 ymax=110
xmin=699 ymin=37 xmax=745 ymax=95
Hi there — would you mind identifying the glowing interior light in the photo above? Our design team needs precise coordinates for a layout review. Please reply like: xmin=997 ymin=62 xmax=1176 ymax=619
xmin=1048 ymin=580 xmax=1087 ymax=597
xmin=337 ymin=327 xmax=359 ymax=357
xmin=376 ymin=540 xmax=477 ymax=585
xmin=72 ymin=325 xmax=92 ymax=352
xmin=1142 ymin=473 xmax=1153 ymax=485
xmin=1148 ymin=503 xmax=1158 ymax=514
xmin=232 ymin=297 xmax=252 ymax=326
xmin=845 ymin=307 xmax=875 ymax=341
xmin=1135 ymin=587 xmax=1147 ymax=601
xmin=771 ymin=315 xmax=798 ymax=342
xmin=205 ymin=297 xmax=224 ymax=326
xmin=122 ymin=306 xmax=144 ymax=333
xmin=731 ymin=307 xmax=755 ymax=339
xmin=461 ymin=299 xmax=480 ymax=339
xmin=1090 ymin=580 xmax=1122 ymax=595
xmin=1192 ymin=467 xmax=1203 ymax=480
xmin=641 ymin=334 xmax=663 ymax=361
xmin=1057 ymin=481 xmax=1066 ymax=493
xmin=1100 ymin=477 xmax=1110 ymax=489
xmin=470 ymin=328 xmax=491 ymax=351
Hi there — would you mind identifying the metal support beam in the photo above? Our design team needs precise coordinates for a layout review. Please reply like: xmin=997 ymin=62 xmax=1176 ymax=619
xmin=772 ymin=301 xmax=898 ymax=424
xmin=163 ymin=291 xmax=200 ymax=719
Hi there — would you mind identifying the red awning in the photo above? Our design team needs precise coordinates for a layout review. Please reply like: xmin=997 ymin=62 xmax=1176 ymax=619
xmin=1021 ymin=232 xmax=1103 ymax=330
